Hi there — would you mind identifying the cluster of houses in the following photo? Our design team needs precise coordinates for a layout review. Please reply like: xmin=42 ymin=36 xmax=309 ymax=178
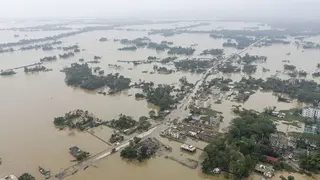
xmin=271 ymin=111 xmax=286 ymax=118
xmin=270 ymin=133 xmax=296 ymax=152
xmin=160 ymin=127 xmax=186 ymax=142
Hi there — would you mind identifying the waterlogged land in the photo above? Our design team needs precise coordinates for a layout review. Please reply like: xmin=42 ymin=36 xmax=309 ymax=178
xmin=0 ymin=19 xmax=319 ymax=180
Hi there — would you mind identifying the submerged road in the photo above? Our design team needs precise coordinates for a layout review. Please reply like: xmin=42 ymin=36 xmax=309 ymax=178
xmin=52 ymin=37 xmax=266 ymax=180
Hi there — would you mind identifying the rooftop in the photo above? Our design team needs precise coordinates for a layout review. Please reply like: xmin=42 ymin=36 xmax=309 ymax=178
xmin=181 ymin=144 xmax=196 ymax=152
xmin=0 ymin=175 xmax=18 ymax=180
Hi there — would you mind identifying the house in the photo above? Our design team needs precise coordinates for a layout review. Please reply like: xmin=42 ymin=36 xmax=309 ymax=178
xmin=0 ymin=174 xmax=18 ymax=180
xmin=266 ymin=156 xmax=278 ymax=163
xmin=271 ymin=111 xmax=285 ymax=118
xmin=181 ymin=144 xmax=196 ymax=152
xmin=272 ymin=111 xmax=280 ymax=116
xmin=190 ymin=115 xmax=201 ymax=121
xmin=304 ymin=125 xmax=320 ymax=135
xmin=212 ymin=168 xmax=221 ymax=174
xmin=69 ymin=146 xmax=84 ymax=158
xmin=254 ymin=164 xmax=274 ymax=178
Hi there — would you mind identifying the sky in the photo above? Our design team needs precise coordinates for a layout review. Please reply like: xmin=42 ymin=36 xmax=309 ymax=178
xmin=0 ymin=0 xmax=319 ymax=19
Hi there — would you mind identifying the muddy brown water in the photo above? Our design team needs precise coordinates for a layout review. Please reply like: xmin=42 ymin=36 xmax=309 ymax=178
xmin=0 ymin=21 xmax=318 ymax=180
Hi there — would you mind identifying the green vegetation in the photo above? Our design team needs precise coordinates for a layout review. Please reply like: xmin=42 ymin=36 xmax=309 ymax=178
xmin=76 ymin=151 xmax=90 ymax=161
xmin=53 ymin=109 xmax=104 ymax=131
xmin=242 ymin=64 xmax=257 ymax=74
xmin=174 ymin=59 xmax=213 ymax=73
xmin=240 ymin=53 xmax=267 ymax=64
xmin=202 ymin=111 xmax=276 ymax=178
xmin=284 ymin=64 xmax=296 ymax=71
xmin=99 ymin=37 xmax=108 ymax=42
xmin=147 ymin=56 xmax=157 ymax=60
xmin=143 ymin=84 xmax=177 ymax=111
xmin=120 ymin=37 xmax=150 ymax=47
xmin=260 ymin=78 xmax=320 ymax=105
xmin=0 ymin=70 xmax=16 ymax=76
xmin=160 ymin=56 xmax=178 ymax=64
xmin=121 ymin=138 xmax=159 ymax=162
xmin=300 ymin=152 xmax=320 ymax=172
xmin=40 ymin=55 xmax=57 ymax=62
xmin=135 ymin=93 xmax=145 ymax=98
xmin=161 ymin=40 xmax=173 ymax=45
xmin=298 ymin=70 xmax=307 ymax=77
xmin=205 ymin=77 xmax=232 ymax=92
xmin=147 ymin=42 xmax=170 ymax=51
xmin=93 ymin=56 xmax=101 ymax=60
xmin=168 ymin=46 xmax=195 ymax=55
xmin=109 ymin=133 xmax=124 ymax=143
xmin=24 ymin=65 xmax=48 ymax=73
xmin=63 ymin=63 xmax=131 ymax=91
xmin=153 ymin=65 xmax=174 ymax=74
xmin=62 ymin=45 xmax=79 ymax=51
xmin=149 ymin=110 xmax=156 ymax=118
xmin=18 ymin=173 xmax=35 ymax=180
xmin=118 ymin=46 xmax=137 ymax=51
xmin=139 ymin=116 xmax=148 ymax=121
xmin=121 ymin=145 xmax=138 ymax=159
xmin=288 ymin=176 xmax=295 ymax=180
xmin=233 ymin=77 xmax=320 ymax=105
xmin=200 ymin=49 xmax=224 ymax=56
xmin=218 ymin=63 xmax=241 ymax=73
xmin=222 ymin=39 xmax=237 ymax=48
xmin=313 ymin=72 xmax=320 ymax=77
xmin=59 ymin=52 xmax=74 ymax=59
xmin=108 ymin=114 xmax=137 ymax=130
xmin=137 ymin=117 xmax=151 ymax=132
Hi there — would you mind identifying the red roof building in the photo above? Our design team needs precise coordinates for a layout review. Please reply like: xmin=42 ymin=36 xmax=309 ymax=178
xmin=266 ymin=156 xmax=278 ymax=162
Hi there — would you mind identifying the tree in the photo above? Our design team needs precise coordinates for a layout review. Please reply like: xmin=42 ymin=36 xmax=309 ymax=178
xmin=288 ymin=175 xmax=295 ymax=180
xmin=18 ymin=173 xmax=35 ymax=180
xmin=139 ymin=116 xmax=148 ymax=121
xmin=138 ymin=145 xmax=149 ymax=162
xmin=120 ymin=146 xmax=138 ymax=159
xmin=135 ymin=93 xmax=145 ymax=98
xmin=149 ymin=110 xmax=156 ymax=118
xmin=300 ymin=152 xmax=320 ymax=172
xmin=221 ymin=85 xmax=230 ymax=91
xmin=202 ymin=112 xmax=277 ymax=177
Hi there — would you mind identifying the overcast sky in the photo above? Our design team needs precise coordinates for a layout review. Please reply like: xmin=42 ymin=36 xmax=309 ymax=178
xmin=0 ymin=0 xmax=319 ymax=19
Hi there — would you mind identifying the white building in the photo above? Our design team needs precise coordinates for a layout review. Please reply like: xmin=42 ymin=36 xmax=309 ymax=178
xmin=315 ymin=109 xmax=320 ymax=120
xmin=0 ymin=175 xmax=18 ymax=180
xmin=302 ymin=107 xmax=320 ymax=120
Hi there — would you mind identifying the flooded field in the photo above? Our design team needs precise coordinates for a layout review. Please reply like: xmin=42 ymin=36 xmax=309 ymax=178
xmin=0 ymin=20 xmax=319 ymax=180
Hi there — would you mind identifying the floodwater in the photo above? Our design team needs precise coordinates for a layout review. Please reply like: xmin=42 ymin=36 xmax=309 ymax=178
xmin=0 ymin=20 xmax=318 ymax=180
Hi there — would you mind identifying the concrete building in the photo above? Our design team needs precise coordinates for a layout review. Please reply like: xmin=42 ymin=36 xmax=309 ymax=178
xmin=302 ymin=107 xmax=320 ymax=120
xmin=316 ymin=109 xmax=320 ymax=119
